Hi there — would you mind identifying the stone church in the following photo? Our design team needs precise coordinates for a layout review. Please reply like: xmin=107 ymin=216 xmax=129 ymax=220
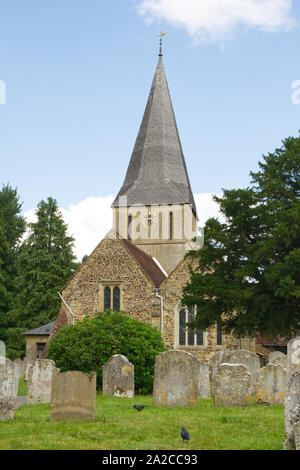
xmin=27 ymin=49 xmax=283 ymax=361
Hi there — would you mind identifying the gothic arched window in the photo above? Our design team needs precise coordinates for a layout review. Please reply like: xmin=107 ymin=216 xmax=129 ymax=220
xmin=178 ymin=306 xmax=205 ymax=346
xmin=113 ymin=286 xmax=120 ymax=312
xmin=104 ymin=286 xmax=111 ymax=311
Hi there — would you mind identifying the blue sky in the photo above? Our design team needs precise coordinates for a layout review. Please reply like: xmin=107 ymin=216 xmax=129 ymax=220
xmin=0 ymin=0 xmax=299 ymax=257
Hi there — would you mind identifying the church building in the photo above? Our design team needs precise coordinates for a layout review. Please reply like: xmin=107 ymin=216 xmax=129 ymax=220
xmin=47 ymin=48 xmax=251 ymax=362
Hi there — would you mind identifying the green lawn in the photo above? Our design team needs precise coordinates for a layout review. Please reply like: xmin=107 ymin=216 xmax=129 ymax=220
xmin=0 ymin=394 xmax=284 ymax=450
xmin=18 ymin=377 xmax=27 ymax=396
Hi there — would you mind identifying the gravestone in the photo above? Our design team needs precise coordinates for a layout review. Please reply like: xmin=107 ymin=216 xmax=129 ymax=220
xmin=287 ymin=337 xmax=300 ymax=373
xmin=27 ymin=359 xmax=58 ymax=405
xmin=226 ymin=350 xmax=260 ymax=394
xmin=255 ymin=363 xmax=289 ymax=405
xmin=198 ymin=361 xmax=210 ymax=399
xmin=13 ymin=358 xmax=25 ymax=380
xmin=210 ymin=349 xmax=232 ymax=383
xmin=294 ymin=421 xmax=300 ymax=450
xmin=102 ymin=355 xmax=134 ymax=398
xmin=212 ymin=363 xmax=252 ymax=407
xmin=24 ymin=357 xmax=34 ymax=381
xmin=50 ymin=370 xmax=96 ymax=422
xmin=269 ymin=351 xmax=288 ymax=368
xmin=152 ymin=350 xmax=199 ymax=407
xmin=0 ymin=358 xmax=19 ymax=421
xmin=284 ymin=372 xmax=300 ymax=450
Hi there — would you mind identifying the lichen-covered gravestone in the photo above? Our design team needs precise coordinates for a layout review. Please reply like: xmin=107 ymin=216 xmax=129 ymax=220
xmin=102 ymin=355 xmax=134 ymax=398
xmin=210 ymin=349 xmax=233 ymax=384
xmin=198 ymin=361 xmax=210 ymax=399
xmin=255 ymin=363 xmax=289 ymax=405
xmin=24 ymin=357 xmax=34 ymax=381
xmin=287 ymin=337 xmax=300 ymax=373
xmin=284 ymin=372 xmax=300 ymax=450
xmin=0 ymin=358 xmax=19 ymax=421
xmin=212 ymin=363 xmax=252 ymax=407
xmin=50 ymin=370 xmax=97 ymax=422
xmin=27 ymin=359 xmax=58 ymax=405
xmin=152 ymin=350 xmax=199 ymax=407
xmin=268 ymin=351 xmax=288 ymax=368
xmin=226 ymin=350 xmax=260 ymax=394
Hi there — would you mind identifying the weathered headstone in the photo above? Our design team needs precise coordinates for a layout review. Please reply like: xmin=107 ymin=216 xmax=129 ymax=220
xmin=0 ymin=358 xmax=19 ymax=421
xmin=226 ymin=350 xmax=260 ymax=394
xmin=24 ymin=357 xmax=34 ymax=381
xmin=27 ymin=359 xmax=58 ymax=405
xmin=13 ymin=358 xmax=25 ymax=380
xmin=295 ymin=421 xmax=300 ymax=450
xmin=152 ymin=350 xmax=199 ymax=407
xmin=269 ymin=351 xmax=288 ymax=368
xmin=255 ymin=363 xmax=289 ymax=405
xmin=212 ymin=363 xmax=252 ymax=407
xmin=50 ymin=370 xmax=96 ymax=422
xmin=0 ymin=340 xmax=5 ymax=365
xmin=102 ymin=355 xmax=134 ymax=398
xmin=198 ymin=361 xmax=210 ymax=399
xmin=287 ymin=337 xmax=300 ymax=373
xmin=284 ymin=372 xmax=300 ymax=450
xmin=210 ymin=349 xmax=232 ymax=383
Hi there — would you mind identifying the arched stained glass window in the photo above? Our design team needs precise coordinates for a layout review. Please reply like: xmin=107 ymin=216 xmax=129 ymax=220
xmin=104 ymin=286 xmax=111 ymax=311
xmin=113 ymin=286 xmax=120 ymax=312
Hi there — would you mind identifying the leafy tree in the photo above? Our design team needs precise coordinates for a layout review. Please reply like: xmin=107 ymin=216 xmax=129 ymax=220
xmin=0 ymin=184 xmax=26 ymax=342
xmin=11 ymin=197 xmax=78 ymax=331
xmin=47 ymin=312 xmax=167 ymax=394
xmin=182 ymin=134 xmax=300 ymax=338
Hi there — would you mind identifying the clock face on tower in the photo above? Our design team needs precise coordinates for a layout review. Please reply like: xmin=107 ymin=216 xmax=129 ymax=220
xmin=144 ymin=213 xmax=157 ymax=225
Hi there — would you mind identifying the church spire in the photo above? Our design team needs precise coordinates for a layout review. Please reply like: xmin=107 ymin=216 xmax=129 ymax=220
xmin=112 ymin=49 xmax=197 ymax=218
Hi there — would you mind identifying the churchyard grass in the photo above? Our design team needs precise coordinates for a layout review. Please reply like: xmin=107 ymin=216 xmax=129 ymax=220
xmin=17 ymin=377 xmax=27 ymax=396
xmin=0 ymin=394 xmax=284 ymax=450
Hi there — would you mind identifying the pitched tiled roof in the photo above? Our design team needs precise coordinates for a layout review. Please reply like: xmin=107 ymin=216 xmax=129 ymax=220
xmin=121 ymin=238 xmax=167 ymax=287
xmin=24 ymin=321 xmax=55 ymax=336
xmin=256 ymin=333 xmax=288 ymax=346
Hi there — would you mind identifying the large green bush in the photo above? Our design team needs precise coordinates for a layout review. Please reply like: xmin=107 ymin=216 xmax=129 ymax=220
xmin=47 ymin=312 xmax=167 ymax=394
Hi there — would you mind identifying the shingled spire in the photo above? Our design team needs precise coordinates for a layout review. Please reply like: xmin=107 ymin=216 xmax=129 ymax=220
xmin=112 ymin=52 xmax=197 ymax=217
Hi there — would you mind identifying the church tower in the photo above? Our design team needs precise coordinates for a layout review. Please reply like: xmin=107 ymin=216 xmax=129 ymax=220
xmin=112 ymin=47 xmax=197 ymax=274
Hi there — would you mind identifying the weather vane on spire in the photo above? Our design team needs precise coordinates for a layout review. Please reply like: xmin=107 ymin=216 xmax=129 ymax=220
xmin=158 ymin=32 xmax=167 ymax=56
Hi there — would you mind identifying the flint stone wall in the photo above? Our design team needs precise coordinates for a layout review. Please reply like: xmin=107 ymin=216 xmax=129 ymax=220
xmin=152 ymin=350 xmax=199 ymax=407
xmin=27 ymin=359 xmax=58 ymax=405
xmin=255 ymin=363 xmax=289 ymax=405
xmin=198 ymin=361 xmax=210 ymax=399
xmin=287 ymin=337 xmax=300 ymax=373
xmin=284 ymin=372 xmax=300 ymax=450
xmin=102 ymin=355 xmax=134 ymax=398
xmin=50 ymin=370 xmax=97 ymax=422
xmin=212 ymin=363 xmax=252 ymax=407
xmin=0 ymin=358 xmax=19 ymax=421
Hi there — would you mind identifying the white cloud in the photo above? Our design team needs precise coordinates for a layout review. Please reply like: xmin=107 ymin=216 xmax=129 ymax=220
xmin=137 ymin=0 xmax=295 ymax=43
xmin=24 ymin=193 xmax=224 ymax=261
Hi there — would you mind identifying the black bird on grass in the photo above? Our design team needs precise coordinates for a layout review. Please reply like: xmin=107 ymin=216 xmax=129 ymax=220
xmin=133 ymin=405 xmax=146 ymax=411
xmin=181 ymin=427 xmax=190 ymax=442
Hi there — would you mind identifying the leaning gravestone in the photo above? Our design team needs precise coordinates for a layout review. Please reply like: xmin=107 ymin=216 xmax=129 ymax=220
xmin=287 ymin=337 xmax=300 ymax=373
xmin=27 ymin=359 xmax=58 ymax=405
xmin=255 ymin=363 xmax=289 ymax=405
xmin=50 ymin=370 xmax=97 ymax=422
xmin=283 ymin=372 xmax=300 ymax=450
xmin=212 ymin=363 xmax=252 ymax=407
xmin=198 ymin=361 xmax=210 ymax=399
xmin=0 ymin=358 xmax=19 ymax=421
xmin=152 ymin=350 xmax=199 ymax=407
xmin=102 ymin=355 xmax=134 ymax=398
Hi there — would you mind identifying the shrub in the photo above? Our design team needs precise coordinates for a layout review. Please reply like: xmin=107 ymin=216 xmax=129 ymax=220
xmin=47 ymin=311 xmax=167 ymax=394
